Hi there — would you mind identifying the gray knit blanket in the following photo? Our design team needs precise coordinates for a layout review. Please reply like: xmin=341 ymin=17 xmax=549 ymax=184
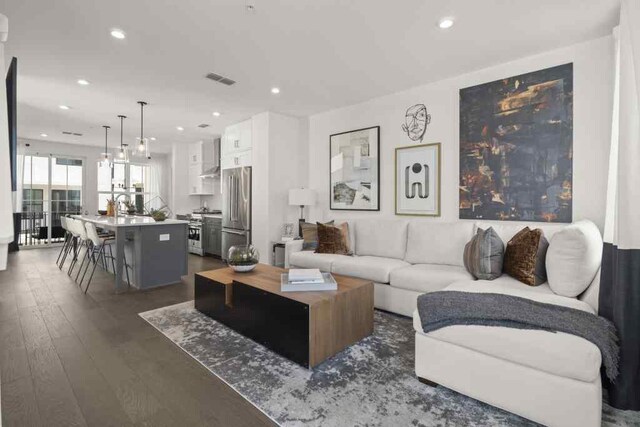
xmin=417 ymin=291 xmax=619 ymax=381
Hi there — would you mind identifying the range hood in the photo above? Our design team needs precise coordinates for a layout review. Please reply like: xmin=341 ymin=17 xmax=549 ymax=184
xmin=200 ymin=137 xmax=221 ymax=178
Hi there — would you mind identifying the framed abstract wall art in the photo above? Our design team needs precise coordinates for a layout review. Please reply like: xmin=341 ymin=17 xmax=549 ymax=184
xmin=395 ymin=143 xmax=440 ymax=216
xmin=330 ymin=126 xmax=380 ymax=211
xmin=459 ymin=63 xmax=573 ymax=223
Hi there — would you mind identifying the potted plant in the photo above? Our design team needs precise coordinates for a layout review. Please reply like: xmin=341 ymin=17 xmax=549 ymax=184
xmin=149 ymin=208 xmax=167 ymax=222
xmin=123 ymin=200 xmax=136 ymax=215
xmin=227 ymin=244 xmax=260 ymax=272
xmin=106 ymin=198 xmax=116 ymax=217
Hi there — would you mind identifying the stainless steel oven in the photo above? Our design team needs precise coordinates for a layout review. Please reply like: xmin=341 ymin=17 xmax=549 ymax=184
xmin=188 ymin=221 xmax=204 ymax=256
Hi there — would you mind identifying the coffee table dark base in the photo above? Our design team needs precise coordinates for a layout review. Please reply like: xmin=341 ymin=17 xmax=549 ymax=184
xmin=195 ymin=274 xmax=311 ymax=367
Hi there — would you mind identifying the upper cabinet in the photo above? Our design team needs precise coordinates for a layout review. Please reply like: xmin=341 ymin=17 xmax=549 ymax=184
xmin=188 ymin=140 xmax=214 ymax=165
xmin=221 ymin=119 xmax=252 ymax=168
xmin=188 ymin=140 xmax=216 ymax=196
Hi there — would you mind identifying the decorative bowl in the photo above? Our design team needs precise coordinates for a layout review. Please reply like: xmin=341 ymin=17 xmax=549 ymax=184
xmin=227 ymin=244 xmax=259 ymax=272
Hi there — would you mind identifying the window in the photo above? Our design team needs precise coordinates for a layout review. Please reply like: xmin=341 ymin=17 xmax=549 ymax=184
xmin=97 ymin=162 xmax=153 ymax=211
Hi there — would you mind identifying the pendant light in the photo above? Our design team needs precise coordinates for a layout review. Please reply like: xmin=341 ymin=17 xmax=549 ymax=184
xmin=99 ymin=125 xmax=112 ymax=168
xmin=117 ymin=115 xmax=129 ymax=163
xmin=135 ymin=101 xmax=151 ymax=159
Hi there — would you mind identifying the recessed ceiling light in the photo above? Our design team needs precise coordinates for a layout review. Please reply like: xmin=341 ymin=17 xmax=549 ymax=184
xmin=271 ymin=87 xmax=280 ymax=94
xmin=212 ymin=111 xmax=221 ymax=117
xmin=110 ymin=29 xmax=126 ymax=39
xmin=40 ymin=133 xmax=48 ymax=137
xmin=77 ymin=79 xmax=90 ymax=85
xmin=59 ymin=105 xmax=71 ymax=110
xmin=150 ymin=137 xmax=156 ymax=141
xmin=176 ymin=126 xmax=184 ymax=131
xmin=438 ymin=17 xmax=454 ymax=29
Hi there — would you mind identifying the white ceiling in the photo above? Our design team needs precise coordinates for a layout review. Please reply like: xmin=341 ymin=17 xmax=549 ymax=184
xmin=1 ymin=0 xmax=619 ymax=153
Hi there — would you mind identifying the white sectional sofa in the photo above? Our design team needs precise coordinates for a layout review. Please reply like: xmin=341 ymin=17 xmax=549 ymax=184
xmin=284 ymin=219 xmax=603 ymax=427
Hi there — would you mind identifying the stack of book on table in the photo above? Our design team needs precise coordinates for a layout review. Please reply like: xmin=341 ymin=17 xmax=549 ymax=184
xmin=281 ymin=268 xmax=337 ymax=292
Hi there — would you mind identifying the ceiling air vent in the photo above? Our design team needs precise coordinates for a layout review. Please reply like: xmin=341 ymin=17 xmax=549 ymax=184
xmin=198 ymin=123 xmax=210 ymax=128
xmin=62 ymin=131 xmax=83 ymax=136
xmin=205 ymin=72 xmax=236 ymax=86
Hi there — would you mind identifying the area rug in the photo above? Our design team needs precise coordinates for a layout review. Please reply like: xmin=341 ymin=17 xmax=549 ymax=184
xmin=139 ymin=302 xmax=640 ymax=427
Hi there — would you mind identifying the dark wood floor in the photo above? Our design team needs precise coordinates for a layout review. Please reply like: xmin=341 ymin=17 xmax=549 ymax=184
xmin=0 ymin=247 xmax=275 ymax=427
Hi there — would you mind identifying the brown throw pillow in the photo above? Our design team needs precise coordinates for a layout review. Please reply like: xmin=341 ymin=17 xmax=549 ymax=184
xmin=301 ymin=221 xmax=334 ymax=251
xmin=503 ymin=227 xmax=549 ymax=286
xmin=315 ymin=222 xmax=350 ymax=255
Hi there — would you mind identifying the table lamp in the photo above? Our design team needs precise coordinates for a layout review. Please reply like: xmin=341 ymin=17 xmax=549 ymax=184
xmin=289 ymin=188 xmax=315 ymax=237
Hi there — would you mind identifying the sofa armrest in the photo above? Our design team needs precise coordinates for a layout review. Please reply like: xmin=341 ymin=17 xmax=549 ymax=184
xmin=284 ymin=240 xmax=304 ymax=268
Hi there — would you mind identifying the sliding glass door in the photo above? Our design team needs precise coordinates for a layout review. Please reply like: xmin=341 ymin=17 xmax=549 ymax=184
xmin=20 ymin=155 xmax=83 ymax=247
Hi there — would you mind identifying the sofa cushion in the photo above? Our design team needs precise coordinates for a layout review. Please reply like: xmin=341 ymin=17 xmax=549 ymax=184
xmin=316 ymin=222 xmax=350 ymax=255
xmin=405 ymin=222 xmax=473 ymax=266
xmin=331 ymin=256 xmax=409 ymax=283
xmin=503 ymin=227 xmax=549 ymax=286
xmin=463 ymin=226 xmax=504 ymax=280
xmin=546 ymin=220 xmax=603 ymax=297
xmin=288 ymin=251 xmax=347 ymax=271
xmin=390 ymin=264 xmax=474 ymax=293
xmin=414 ymin=279 xmax=601 ymax=382
xmin=355 ymin=220 xmax=409 ymax=259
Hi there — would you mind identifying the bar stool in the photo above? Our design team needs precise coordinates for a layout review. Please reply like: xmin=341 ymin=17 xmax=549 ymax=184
xmin=80 ymin=222 xmax=131 ymax=293
xmin=56 ymin=216 xmax=72 ymax=269
xmin=68 ymin=219 xmax=89 ymax=278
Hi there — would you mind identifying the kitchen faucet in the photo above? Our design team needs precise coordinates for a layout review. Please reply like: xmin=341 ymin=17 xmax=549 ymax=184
xmin=113 ymin=193 xmax=129 ymax=220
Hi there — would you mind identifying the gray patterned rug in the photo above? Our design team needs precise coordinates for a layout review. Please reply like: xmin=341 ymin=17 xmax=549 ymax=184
xmin=139 ymin=302 xmax=640 ymax=427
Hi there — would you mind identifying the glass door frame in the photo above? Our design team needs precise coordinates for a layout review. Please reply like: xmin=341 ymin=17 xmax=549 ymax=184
xmin=21 ymin=150 xmax=86 ymax=247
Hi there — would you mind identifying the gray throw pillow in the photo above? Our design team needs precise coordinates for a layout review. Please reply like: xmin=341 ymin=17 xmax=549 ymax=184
xmin=464 ymin=227 xmax=504 ymax=280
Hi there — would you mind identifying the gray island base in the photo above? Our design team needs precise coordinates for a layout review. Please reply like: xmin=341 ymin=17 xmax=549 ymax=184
xmin=73 ymin=215 xmax=189 ymax=292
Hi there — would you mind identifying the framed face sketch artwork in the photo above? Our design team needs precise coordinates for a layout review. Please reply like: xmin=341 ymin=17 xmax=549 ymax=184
xmin=395 ymin=143 xmax=440 ymax=216
xmin=330 ymin=126 xmax=380 ymax=211
xmin=401 ymin=104 xmax=431 ymax=143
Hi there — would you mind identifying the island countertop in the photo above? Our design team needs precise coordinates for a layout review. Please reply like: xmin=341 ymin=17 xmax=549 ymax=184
xmin=72 ymin=214 xmax=189 ymax=227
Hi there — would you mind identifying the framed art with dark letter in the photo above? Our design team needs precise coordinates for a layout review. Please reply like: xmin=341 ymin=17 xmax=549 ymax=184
xmin=330 ymin=126 xmax=380 ymax=211
xmin=395 ymin=143 xmax=440 ymax=216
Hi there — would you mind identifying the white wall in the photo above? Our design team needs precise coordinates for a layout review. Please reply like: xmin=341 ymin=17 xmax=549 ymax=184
xmin=19 ymin=138 xmax=170 ymax=215
xmin=307 ymin=36 xmax=614 ymax=232
xmin=251 ymin=112 xmax=308 ymax=263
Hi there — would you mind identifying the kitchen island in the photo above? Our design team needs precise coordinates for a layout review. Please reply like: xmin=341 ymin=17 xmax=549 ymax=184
xmin=72 ymin=215 xmax=189 ymax=292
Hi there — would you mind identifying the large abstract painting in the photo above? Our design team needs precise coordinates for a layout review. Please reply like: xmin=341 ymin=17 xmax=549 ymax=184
xmin=459 ymin=63 xmax=573 ymax=223
xmin=330 ymin=126 xmax=380 ymax=211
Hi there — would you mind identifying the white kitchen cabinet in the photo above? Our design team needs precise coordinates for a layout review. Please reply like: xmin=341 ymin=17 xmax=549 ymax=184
xmin=221 ymin=119 xmax=252 ymax=169
xmin=188 ymin=165 xmax=215 ymax=195
xmin=188 ymin=140 xmax=213 ymax=165
xmin=220 ymin=150 xmax=251 ymax=170
xmin=188 ymin=140 xmax=215 ymax=195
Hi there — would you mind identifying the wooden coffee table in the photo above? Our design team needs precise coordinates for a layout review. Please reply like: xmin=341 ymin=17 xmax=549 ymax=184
xmin=194 ymin=264 xmax=374 ymax=368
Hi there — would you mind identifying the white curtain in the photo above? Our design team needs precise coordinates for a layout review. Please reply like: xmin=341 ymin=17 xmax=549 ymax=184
xmin=16 ymin=150 xmax=24 ymax=212
xmin=147 ymin=156 xmax=165 ymax=211
xmin=598 ymin=0 xmax=640 ymax=411
xmin=0 ymin=26 xmax=14 ymax=270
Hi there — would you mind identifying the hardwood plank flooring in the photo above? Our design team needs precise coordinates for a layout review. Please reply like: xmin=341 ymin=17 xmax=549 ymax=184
xmin=0 ymin=248 xmax=275 ymax=427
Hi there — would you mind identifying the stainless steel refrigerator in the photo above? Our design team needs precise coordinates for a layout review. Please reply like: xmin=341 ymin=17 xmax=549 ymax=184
xmin=221 ymin=166 xmax=251 ymax=261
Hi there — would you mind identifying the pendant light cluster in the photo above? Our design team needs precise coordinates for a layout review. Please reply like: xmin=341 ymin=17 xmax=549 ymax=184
xmin=101 ymin=100 xmax=151 ymax=168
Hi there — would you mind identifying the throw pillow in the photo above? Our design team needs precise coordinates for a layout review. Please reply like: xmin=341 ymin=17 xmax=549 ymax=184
xmin=301 ymin=221 xmax=334 ymax=251
xmin=463 ymin=227 xmax=504 ymax=280
xmin=316 ymin=222 xmax=350 ymax=255
xmin=546 ymin=220 xmax=603 ymax=297
xmin=503 ymin=227 xmax=549 ymax=286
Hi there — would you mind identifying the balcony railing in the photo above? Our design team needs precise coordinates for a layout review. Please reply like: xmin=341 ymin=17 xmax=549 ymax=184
xmin=18 ymin=210 xmax=81 ymax=247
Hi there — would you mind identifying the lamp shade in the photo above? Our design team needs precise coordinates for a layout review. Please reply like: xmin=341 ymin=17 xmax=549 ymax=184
xmin=289 ymin=188 xmax=315 ymax=206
